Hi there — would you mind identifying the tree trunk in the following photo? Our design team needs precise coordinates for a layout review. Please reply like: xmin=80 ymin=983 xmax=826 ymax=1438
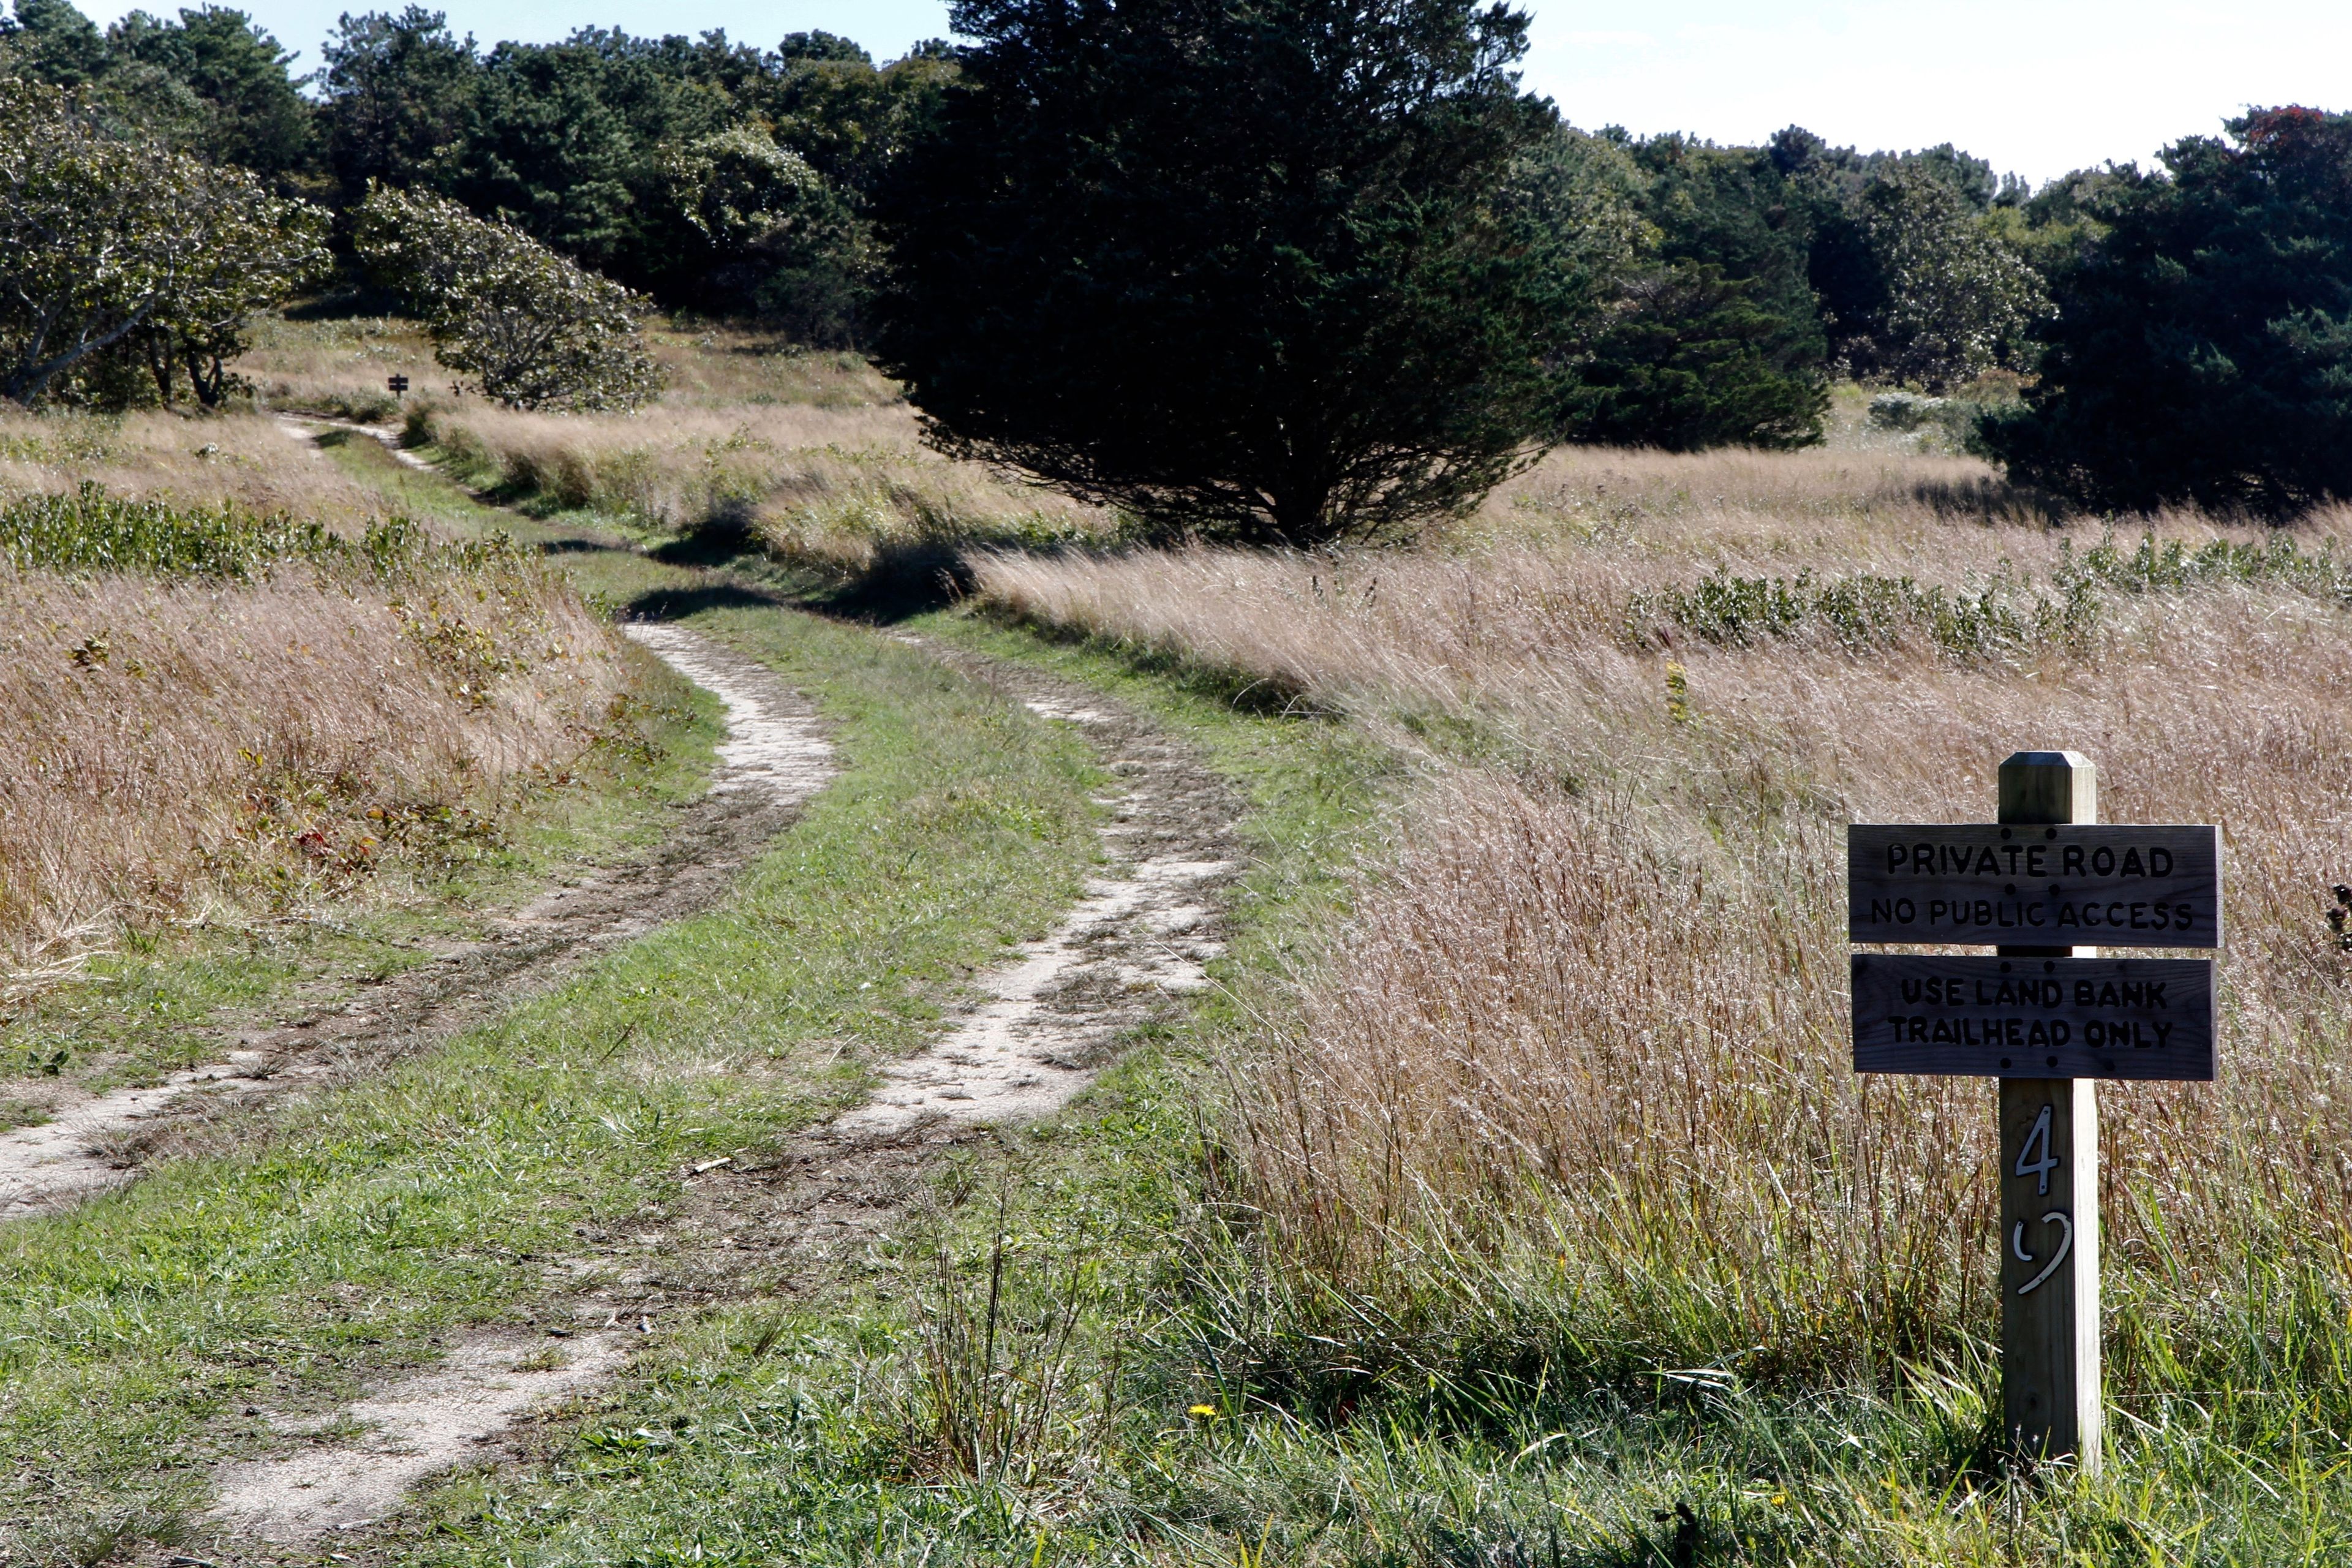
xmin=3 ymin=301 xmax=161 ymax=407
xmin=147 ymin=330 xmax=176 ymax=407
xmin=186 ymin=349 xmax=227 ymax=407
xmin=1267 ymin=477 xmax=1333 ymax=548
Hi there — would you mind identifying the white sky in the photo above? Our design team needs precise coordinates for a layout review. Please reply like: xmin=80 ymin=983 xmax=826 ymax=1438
xmin=67 ymin=0 xmax=2348 ymax=187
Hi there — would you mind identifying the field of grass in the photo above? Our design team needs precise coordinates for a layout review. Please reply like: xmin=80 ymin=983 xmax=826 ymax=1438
xmin=951 ymin=444 xmax=2352 ymax=1561
xmin=10 ymin=312 xmax=2349 ymax=1564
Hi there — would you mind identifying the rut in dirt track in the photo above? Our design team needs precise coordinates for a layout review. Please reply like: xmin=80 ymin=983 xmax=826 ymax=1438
xmin=671 ymin=638 xmax=1245 ymax=1295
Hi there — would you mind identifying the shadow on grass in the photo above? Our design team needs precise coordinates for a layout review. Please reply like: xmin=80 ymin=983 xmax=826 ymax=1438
xmin=593 ymin=515 xmax=1322 ymax=724
xmin=622 ymin=581 xmax=786 ymax=621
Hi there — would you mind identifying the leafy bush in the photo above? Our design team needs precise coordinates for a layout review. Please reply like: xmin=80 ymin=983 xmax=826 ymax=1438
xmin=1633 ymin=531 xmax=2352 ymax=660
xmin=664 ymin=127 xmax=869 ymax=347
xmin=0 ymin=78 xmax=328 ymax=408
xmin=0 ymin=481 xmax=336 ymax=576
xmin=1983 ymin=107 xmax=2352 ymax=514
xmin=1632 ymin=564 xmax=2094 ymax=660
xmin=1867 ymin=391 xmax=1944 ymax=431
xmin=0 ymin=480 xmax=524 ymax=584
xmin=352 ymin=185 xmax=661 ymax=411
xmin=1843 ymin=162 xmax=2048 ymax=389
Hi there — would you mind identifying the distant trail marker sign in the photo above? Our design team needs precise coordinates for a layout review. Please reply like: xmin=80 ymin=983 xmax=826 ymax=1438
xmin=1849 ymin=752 xmax=2220 ymax=1475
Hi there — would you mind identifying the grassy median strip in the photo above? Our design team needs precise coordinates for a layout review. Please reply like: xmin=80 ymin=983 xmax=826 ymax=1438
xmin=0 ymin=604 xmax=1104 ymax=1564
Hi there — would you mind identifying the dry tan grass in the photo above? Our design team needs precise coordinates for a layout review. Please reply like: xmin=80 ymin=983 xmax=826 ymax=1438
xmin=413 ymin=396 xmax=1111 ymax=573
xmin=974 ymin=451 xmax=2352 ymax=1381
xmin=0 ymin=556 xmax=633 ymax=984
xmin=232 ymin=312 xmax=897 ymax=423
xmin=232 ymin=313 xmax=445 ymax=424
xmin=0 ymin=382 xmax=643 ymax=984
xmin=0 ymin=405 xmax=395 ymax=535
xmin=640 ymin=323 xmax=898 ymax=409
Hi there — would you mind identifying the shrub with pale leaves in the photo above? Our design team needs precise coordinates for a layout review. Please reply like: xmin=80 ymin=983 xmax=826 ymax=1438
xmin=0 ymin=79 xmax=328 ymax=408
xmin=353 ymin=186 xmax=661 ymax=411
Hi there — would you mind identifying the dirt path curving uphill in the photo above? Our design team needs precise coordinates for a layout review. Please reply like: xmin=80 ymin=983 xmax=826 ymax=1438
xmin=104 ymin=417 xmax=1253 ymax=1560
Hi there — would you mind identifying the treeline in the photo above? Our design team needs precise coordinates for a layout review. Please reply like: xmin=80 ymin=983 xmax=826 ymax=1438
xmin=0 ymin=1 xmax=941 ymax=344
xmin=9 ymin=0 xmax=2352 ymax=533
xmin=1548 ymin=127 xmax=2057 ymax=451
xmin=0 ymin=0 xmax=2062 ymax=432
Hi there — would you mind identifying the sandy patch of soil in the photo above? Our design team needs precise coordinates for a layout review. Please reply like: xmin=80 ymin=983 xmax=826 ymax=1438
xmin=209 ymin=1331 xmax=631 ymax=1542
xmin=0 ymin=627 xmax=832 ymax=1221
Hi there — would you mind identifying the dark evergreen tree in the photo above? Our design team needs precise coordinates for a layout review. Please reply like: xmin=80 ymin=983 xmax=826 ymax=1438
xmin=1558 ymin=134 xmax=1827 ymax=447
xmin=1984 ymin=107 xmax=2352 ymax=514
xmin=5 ymin=0 xmax=110 ymax=85
xmin=876 ymin=0 xmax=1577 ymax=545
xmin=5 ymin=0 xmax=317 ymax=179
xmin=110 ymin=6 xmax=315 ymax=176
xmin=440 ymin=30 xmax=729 ymax=273
xmin=319 ymin=7 xmax=478 ymax=198
xmin=1562 ymin=264 xmax=1826 ymax=449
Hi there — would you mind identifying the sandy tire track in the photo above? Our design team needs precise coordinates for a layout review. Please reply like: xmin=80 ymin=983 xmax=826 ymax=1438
xmin=683 ymin=641 xmax=1246 ymax=1311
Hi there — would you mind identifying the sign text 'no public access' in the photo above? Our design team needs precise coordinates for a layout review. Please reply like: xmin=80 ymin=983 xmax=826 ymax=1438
xmin=1848 ymin=824 xmax=2220 ymax=949
xmin=1852 ymin=954 xmax=2215 ymax=1080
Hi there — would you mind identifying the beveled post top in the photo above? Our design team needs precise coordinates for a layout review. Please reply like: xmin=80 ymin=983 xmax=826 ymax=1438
xmin=1999 ymin=752 xmax=2097 ymax=827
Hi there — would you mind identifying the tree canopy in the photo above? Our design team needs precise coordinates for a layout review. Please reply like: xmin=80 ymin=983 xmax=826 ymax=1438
xmin=0 ymin=77 xmax=326 ymax=405
xmin=1 ymin=1 xmax=317 ymax=179
xmin=1981 ymin=108 xmax=2352 ymax=515
xmin=1551 ymin=133 xmax=1827 ymax=449
xmin=353 ymin=183 xmax=660 ymax=409
xmin=876 ymin=0 xmax=1586 ymax=546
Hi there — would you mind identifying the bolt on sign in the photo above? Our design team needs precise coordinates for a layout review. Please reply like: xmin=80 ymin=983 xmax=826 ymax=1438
xmin=1848 ymin=752 xmax=2221 ymax=1476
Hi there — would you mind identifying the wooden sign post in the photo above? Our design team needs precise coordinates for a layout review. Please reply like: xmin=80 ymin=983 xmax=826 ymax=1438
xmin=1996 ymin=753 xmax=2103 ymax=1471
xmin=1849 ymin=751 xmax=2222 ymax=1474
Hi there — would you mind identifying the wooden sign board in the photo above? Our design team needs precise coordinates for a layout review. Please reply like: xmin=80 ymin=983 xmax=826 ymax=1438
xmin=1849 ymin=824 xmax=2220 ymax=949
xmin=1852 ymin=954 xmax=2216 ymax=1080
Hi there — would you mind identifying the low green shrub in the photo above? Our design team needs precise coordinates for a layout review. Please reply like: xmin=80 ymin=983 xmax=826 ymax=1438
xmin=1630 ymin=563 xmax=2095 ymax=658
xmin=0 ymin=481 xmax=525 ymax=584
xmin=1634 ymin=531 xmax=2352 ymax=660
xmin=0 ymin=481 xmax=336 ymax=578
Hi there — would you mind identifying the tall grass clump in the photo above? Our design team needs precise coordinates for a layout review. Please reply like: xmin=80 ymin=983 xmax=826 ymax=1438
xmin=407 ymin=399 xmax=1114 ymax=573
xmin=0 ymin=406 xmax=401 ymax=533
xmin=0 ymin=503 xmax=639 ymax=981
